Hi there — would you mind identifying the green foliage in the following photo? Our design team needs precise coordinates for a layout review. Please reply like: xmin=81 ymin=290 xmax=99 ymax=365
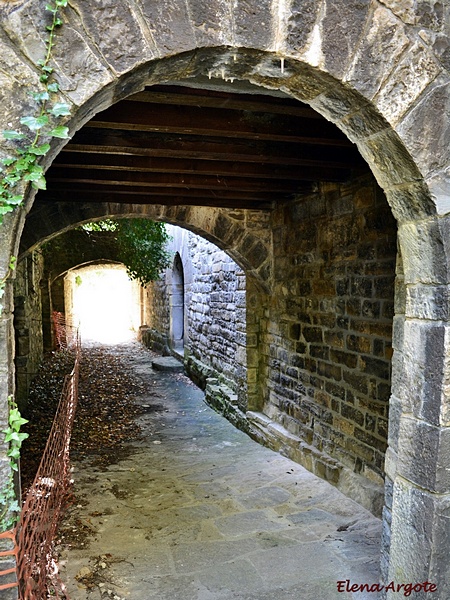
xmin=0 ymin=398 xmax=29 ymax=531
xmin=80 ymin=219 xmax=117 ymax=232
xmin=0 ymin=0 xmax=70 ymax=226
xmin=115 ymin=220 xmax=172 ymax=287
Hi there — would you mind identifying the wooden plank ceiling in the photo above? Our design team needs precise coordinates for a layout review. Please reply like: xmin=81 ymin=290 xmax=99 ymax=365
xmin=40 ymin=84 xmax=368 ymax=210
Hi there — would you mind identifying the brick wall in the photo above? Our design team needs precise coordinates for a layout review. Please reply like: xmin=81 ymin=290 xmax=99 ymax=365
xmin=258 ymin=176 xmax=396 ymax=503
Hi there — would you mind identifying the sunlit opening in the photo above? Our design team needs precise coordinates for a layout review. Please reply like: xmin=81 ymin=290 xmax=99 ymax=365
xmin=67 ymin=265 xmax=140 ymax=344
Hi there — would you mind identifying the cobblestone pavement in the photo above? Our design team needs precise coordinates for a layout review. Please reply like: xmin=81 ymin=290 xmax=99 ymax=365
xmin=59 ymin=342 xmax=381 ymax=600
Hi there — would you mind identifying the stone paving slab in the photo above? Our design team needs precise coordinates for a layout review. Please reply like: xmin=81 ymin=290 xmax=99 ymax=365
xmin=59 ymin=342 xmax=381 ymax=600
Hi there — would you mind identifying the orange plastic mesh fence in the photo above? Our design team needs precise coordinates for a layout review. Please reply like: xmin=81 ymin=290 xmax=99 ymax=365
xmin=52 ymin=312 xmax=78 ymax=351
xmin=12 ymin=330 xmax=80 ymax=599
xmin=0 ymin=529 xmax=19 ymax=592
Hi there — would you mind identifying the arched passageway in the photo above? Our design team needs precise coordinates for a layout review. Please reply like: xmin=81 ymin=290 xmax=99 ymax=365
xmin=1 ymin=2 xmax=450 ymax=596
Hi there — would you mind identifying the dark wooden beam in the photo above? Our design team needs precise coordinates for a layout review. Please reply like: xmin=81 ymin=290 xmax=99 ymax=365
xmin=129 ymin=85 xmax=323 ymax=119
xmin=63 ymin=129 xmax=365 ymax=168
xmin=87 ymin=101 xmax=353 ymax=146
xmin=50 ymin=154 xmax=351 ymax=183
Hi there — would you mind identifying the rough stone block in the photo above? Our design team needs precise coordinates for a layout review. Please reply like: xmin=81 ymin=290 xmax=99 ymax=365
xmin=405 ymin=284 xmax=450 ymax=320
xmin=285 ymin=0 xmax=320 ymax=55
xmin=321 ymin=0 xmax=371 ymax=79
xmin=397 ymin=416 xmax=450 ymax=493
xmin=394 ymin=320 xmax=450 ymax=426
xmin=232 ymin=0 xmax=274 ymax=48
xmin=375 ymin=41 xmax=441 ymax=125
xmin=398 ymin=219 xmax=449 ymax=285
xmin=397 ymin=79 xmax=450 ymax=180
xmin=388 ymin=478 xmax=450 ymax=596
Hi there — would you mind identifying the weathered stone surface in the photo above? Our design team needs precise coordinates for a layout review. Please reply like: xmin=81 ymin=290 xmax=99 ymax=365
xmin=426 ymin=168 xmax=450 ymax=216
xmin=321 ymin=0 xmax=371 ymax=79
xmin=186 ymin=0 xmax=232 ymax=46
xmin=396 ymin=416 xmax=450 ymax=492
xmin=357 ymin=130 xmax=423 ymax=190
xmin=232 ymin=0 xmax=275 ymax=48
xmin=285 ymin=0 xmax=320 ymax=56
xmin=397 ymin=80 xmax=450 ymax=180
xmin=344 ymin=6 xmax=409 ymax=100
xmin=388 ymin=478 xmax=450 ymax=596
xmin=71 ymin=0 xmax=154 ymax=74
xmin=405 ymin=284 xmax=450 ymax=320
xmin=138 ymin=0 xmax=196 ymax=55
xmin=398 ymin=219 xmax=449 ymax=285
xmin=393 ymin=320 xmax=450 ymax=426
xmin=374 ymin=41 xmax=441 ymax=125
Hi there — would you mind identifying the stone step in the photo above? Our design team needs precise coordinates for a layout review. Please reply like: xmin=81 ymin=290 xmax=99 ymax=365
xmin=151 ymin=356 xmax=184 ymax=372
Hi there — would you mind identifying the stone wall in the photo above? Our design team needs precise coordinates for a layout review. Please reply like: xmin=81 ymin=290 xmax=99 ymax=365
xmin=13 ymin=251 xmax=45 ymax=410
xmin=141 ymin=225 xmax=247 ymax=406
xmin=251 ymin=175 xmax=396 ymax=513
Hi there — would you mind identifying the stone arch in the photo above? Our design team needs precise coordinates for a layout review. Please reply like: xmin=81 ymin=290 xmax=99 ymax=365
xmin=19 ymin=203 xmax=273 ymax=292
xmin=0 ymin=1 xmax=449 ymax=596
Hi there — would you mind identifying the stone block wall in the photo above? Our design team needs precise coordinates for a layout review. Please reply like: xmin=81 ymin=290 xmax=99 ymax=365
xmin=256 ymin=175 xmax=396 ymax=511
xmin=141 ymin=226 xmax=247 ymax=406
xmin=13 ymin=251 xmax=45 ymax=410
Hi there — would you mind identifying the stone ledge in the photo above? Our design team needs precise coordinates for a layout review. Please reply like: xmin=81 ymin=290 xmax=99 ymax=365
xmin=246 ymin=411 xmax=384 ymax=516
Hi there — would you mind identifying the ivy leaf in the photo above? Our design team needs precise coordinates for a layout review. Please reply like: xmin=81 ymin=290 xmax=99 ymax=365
xmin=1 ymin=158 xmax=16 ymax=167
xmin=23 ymin=164 xmax=44 ymax=182
xmin=51 ymin=102 xmax=71 ymax=117
xmin=3 ymin=130 xmax=25 ymax=140
xmin=7 ymin=447 xmax=20 ymax=460
xmin=47 ymin=82 xmax=59 ymax=93
xmin=4 ymin=431 xmax=22 ymax=443
xmin=0 ymin=205 xmax=14 ymax=216
xmin=20 ymin=115 xmax=49 ymax=131
xmin=31 ymin=176 xmax=47 ymax=190
xmin=15 ymin=155 xmax=35 ymax=171
xmin=29 ymin=143 xmax=51 ymax=156
xmin=32 ymin=91 xmax=50 ymax=103
xmin=49 ymin=125 xmax=69 ymax=139
xmin=7 ymin=195 xmax=23 ymax=206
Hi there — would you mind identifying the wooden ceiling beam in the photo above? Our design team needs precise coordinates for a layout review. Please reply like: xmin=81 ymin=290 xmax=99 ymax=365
xmin=62 ymin=130 xmax=365 ymax=168
xmin=86 ymin=101 xmax=352 ymax=146
xmin=50 ymin=153 xmax=351 ymax=182
xmin=128 ymin=85 xmax=322 ymax=119
xmin=47 ymin=171 xmax=303 ymax=193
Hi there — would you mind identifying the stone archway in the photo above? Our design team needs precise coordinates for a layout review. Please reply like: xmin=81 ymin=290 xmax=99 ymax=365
xmin=0 ymin=2 xmax=449 ymax=596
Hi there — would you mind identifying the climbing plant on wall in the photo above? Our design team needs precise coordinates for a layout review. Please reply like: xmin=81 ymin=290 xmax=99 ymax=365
xmin=80 ymin=219 xmax=173 ymax=286
xmin=0 ymin=0 xmax=70 ymax=226
xmin=0 ymin=0 xmax=69 ymax=530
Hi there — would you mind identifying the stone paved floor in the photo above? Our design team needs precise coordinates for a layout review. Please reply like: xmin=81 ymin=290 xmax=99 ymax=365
xmin=60 ymin=342 xmax=381 ymax=599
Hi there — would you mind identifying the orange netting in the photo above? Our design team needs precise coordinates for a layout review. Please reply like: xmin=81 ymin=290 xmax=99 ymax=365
xmin=52 ymin=312 xmax=77 ymax=351
xmin=0 ymin=328 xmax=80 ymax=599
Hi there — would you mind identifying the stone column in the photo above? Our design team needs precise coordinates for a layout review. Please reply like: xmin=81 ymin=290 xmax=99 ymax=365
xmin=383 ymin=217 xmax=450 ymax=598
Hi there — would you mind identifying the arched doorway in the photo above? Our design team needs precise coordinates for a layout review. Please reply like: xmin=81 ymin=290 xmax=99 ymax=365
xmin=170 ymin=253 xmax=185 ymax=355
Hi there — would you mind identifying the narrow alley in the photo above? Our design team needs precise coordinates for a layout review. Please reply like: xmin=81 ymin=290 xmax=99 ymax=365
xmin=58 ymin=341 xmax=381 ymax=600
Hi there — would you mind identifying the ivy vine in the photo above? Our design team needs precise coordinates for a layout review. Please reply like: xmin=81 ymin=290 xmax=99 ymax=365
xmin=0 ymin=398 xmax=28 ymax=531
xmin=0 ymin=0 xmax=68 ymax=530
xmin=0 ymin=0 xmax=70 ymax=225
